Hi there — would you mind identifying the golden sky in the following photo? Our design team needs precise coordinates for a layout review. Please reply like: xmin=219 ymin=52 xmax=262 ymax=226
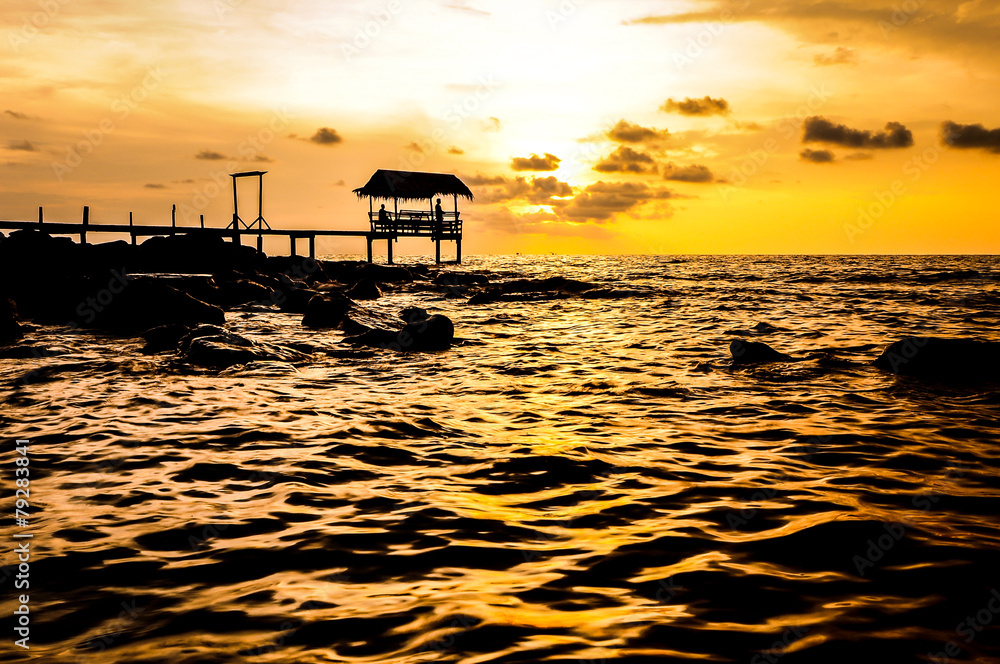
xmin=2 ymin=0 xmax=1000 ymax=255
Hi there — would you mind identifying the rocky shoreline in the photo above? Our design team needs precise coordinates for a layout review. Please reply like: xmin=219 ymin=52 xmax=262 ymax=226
xmin=1 ymin=230 xmax=997 ymax=381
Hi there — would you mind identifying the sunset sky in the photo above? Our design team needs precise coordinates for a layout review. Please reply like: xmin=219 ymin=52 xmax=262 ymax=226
xmin=2 ymin=0 xmax=999 ymax=255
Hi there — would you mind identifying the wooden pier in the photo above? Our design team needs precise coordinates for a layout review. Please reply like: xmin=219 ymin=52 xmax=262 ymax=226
xmin=0 ymin=170 xmax=473 ymax=264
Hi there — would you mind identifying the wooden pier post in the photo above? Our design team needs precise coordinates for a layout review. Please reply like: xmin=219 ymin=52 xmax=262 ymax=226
xmin=200 ymin=214 xmax=205 ymax=229
xmin=231 ymin=214 xmax=240 ymax=246
xmin=290 ymin=236 xmax=296 ymax=256
xmin=171 ymin=205 xmax=176 ymax=234
xmin=308 ymin=235 xmax=315 ymax=259
xmin=81 ymin=206 xmax=89 ymax=244
xmin=257 ymin=234 xmax=263 ymax=253
xmin=130 ymin=212 xmax=136 ymax=245
xmin=37 ymin=206 xmax=43 ymax=226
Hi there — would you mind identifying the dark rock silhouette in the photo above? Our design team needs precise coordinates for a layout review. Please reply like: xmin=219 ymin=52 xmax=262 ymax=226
xmin=176 ymin=324 xmax=311 ymax=368
xmin=1 ymin=298 xmax=23 ymax=343
xmin=302 ymin=294 xmax=353 ymax=329
xmin=91 ymin=278 xmax=225 ymax=331
xmin=874 ymin=337 xmax=1000 ymax=381
xmin=347 ymin=279 xmax=382 ymax=300
xmin=345 ymin=311 xmax=454 ymax=351
xmin=730 ymin=339 xmax=793 ymax=364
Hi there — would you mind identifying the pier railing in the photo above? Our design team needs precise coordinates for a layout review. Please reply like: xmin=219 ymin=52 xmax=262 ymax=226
xmin=369 ymin=210 xmax=462 ymax=238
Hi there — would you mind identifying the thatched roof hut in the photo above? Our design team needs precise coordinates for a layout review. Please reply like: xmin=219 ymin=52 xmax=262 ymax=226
xmin=353 ymin=170 xmax=474 ymax=202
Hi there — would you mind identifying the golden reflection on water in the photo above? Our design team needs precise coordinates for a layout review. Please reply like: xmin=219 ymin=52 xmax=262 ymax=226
xmin=2 ymin=255 xmax=1000 ymax=662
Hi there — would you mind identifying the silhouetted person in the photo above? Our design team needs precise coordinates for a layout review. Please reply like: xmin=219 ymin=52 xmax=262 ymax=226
xmin=378 ymin=204 xmax=390 ymax=227
xmin=435 ymin=198 xmax=444 ymax=238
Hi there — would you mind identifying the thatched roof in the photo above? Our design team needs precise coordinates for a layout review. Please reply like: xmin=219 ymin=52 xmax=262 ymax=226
xmin=353 ymin=170 xmax=474 ymax=202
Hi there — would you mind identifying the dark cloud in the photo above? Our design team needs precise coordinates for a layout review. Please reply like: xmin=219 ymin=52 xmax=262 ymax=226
xmin=144 ymin=183 xmax=167 ymax=189
xmin=661 ymin=96 xmax=730 ymax=116
xmin=252 ymin=155 xmax=273 ymax=163
xmin=334 ymin=179 xmax=346 ymax=186
xmin=511 ymin=152 xmax=561 ymax=171
xmin=447 ymin=146 xmax=465 ymax=155
xmin=941 ymin=121 xmax=1000 ymax=153
xmin=554 ymin=181 xmax=677 ymax=222
xmin=310 ymin=127 xmax=343 ymax=145
xmin=814 ymin=46 xmax=858 ymax=66
xmin=594 ymin=146 xmax=657 ymax=173
xmin=405 ymin=142 xmax=425 ymax=154
xmin=803 ymin=116 xmax=913 ymax=148
xmin=844 ymin=152 xmax=873 ymax=160
xmin=7 ymin=140 xmax=35 ymax=151
xmin=662 ymin=162 xmax=716 ymax=182
xmin=195 ymin=150 xmax=227 ymax=160
xmin=4 ymin=110 xmax=30 ymax=120
xmin=469 ymin=175 xmax=572 ymax=204
xmin=800 ymin=148 xmax=835 ymax=163
xmin=607 ymin=119 xmax=669 ymax=143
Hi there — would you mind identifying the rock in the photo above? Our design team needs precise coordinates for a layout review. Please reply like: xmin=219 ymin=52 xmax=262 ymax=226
xmin=277 ymin=286 xmax=324 ymax=314
xmin=347 ymin=279 xmax=382 ymax=300
xmin=400 ymin=306 xmax=431 ymax=323
xmin=302 ymin=294 xmax=352 ymax=329
xmin=502 ymin=277 xmax=598 ymax=294
xmin=141 ymin=323 xmax=195 ymax=353
xmin=435 ymin=272 xmax=489 ymax=287
xmin=345 ymin=312 xmax=455 ymax=352
xmin=874 ymin=337 xmax=1000 ymax=381
xmin=216 ymin=279 xmax=275 ymax=307
xmin=730 ymin=339 xmax=793 ymax=364
xmin=1 ymin=298 xmax=24 ymax=344
xmin=180 ymin=329 xmax=312 ymax=368
xmin=135 ymin=233 xmax=260 ymax=274
xmin=90 ymin=277 xmax=225 ymax=332
xmin=467 ymin=287 xmax=503 ymax=305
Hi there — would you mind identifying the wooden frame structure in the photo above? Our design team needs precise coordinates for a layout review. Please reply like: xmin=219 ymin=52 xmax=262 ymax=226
xmin=353 ymin=170 xmax=473 ymax=264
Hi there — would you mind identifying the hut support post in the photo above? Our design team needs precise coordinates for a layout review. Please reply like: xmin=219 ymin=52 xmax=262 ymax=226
xmin=436 ymin=238 xmax=441 ymax=264
xmin=232 ymin=176 xmax=239 ymax=227
xmin=81 ymin=205 xmax=89 ymax=244
xmin=290 ymin=236 xmax=297 ymax=257
xmin=387 ymin=237 xmax=393 ymax=264
xmin=367 ymin=235 xmax=373 ymax=263
xmin=456 ymin=238 xmax=462 ymax=264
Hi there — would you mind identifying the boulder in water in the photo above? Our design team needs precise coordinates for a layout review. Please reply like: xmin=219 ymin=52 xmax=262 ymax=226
xmin=179 ymin=327 xmax=312 ymax=368
xmin=874 ymin=337 xmax=1000 ymax=381
xmin=88 ymin=277 xmax=225 ymax=332
xmin=730 ymin=339 xmax=792 ymax=364
xmin=302 ymin=294 xmax=353 ymax=329
xmin=344 ymin=312 xmax=455 ymax=352
xmin=0 ymin=298 xmax=24 ymax=344
xmin=347 ymin=278 xmax=382 ymax=300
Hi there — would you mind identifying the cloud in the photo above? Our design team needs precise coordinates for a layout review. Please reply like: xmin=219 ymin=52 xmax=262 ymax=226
xmin=471 ymin=175 xmax=572 ymax=204
xmin=814 ymin=46 xmax=858 ymax=66
xmin=941 ymin=121 xmax=1000 ymax=153
xmin=607 ymin=119 xmax=669 ymax=143
xmin=144 ymin=183 xmax=167 ymax=189
xmin=594 ymin=146 xmax=658 ymax=173
xmin=333 ymin=179 xmax=346 ymax=186
xmin=511 ymin=152 xmax=561 ymax=171
xmin=310 ymin=127 xmax=343 ymax=145
xmin=661 ymin=162 xmax=717 ymax=182
xmin=195 ymin=150 xmax=227 ymax=160
xmin=483 ymin=117 xmax=502 ymax=132
xmin=252 ymin=155 xmax=273 ymax=163
xmin=447 ymin=146 xmax=465 ymax=155
xmin=661 ymin=96 xmax=730 ymax=116
xmin=844 ymin=152 xmax=873 ymax=160
xmin=4 ymin=110 xmax=30 ymax=120
xmin=800 ymin=148 xmax=836 ymax=163
xmin=405 ymin=141 xmax=425 ymax=153
xmin=803 ymin=116 xmax=913 ymax=148
xmin=7 ymin=140 xmax=35 ymax=151
xmin=554 ymin=181 xmax=678 ymax=222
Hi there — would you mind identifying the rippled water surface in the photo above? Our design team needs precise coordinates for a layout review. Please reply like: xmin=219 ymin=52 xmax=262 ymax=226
xmin=2 ymin=255 xmax=1000 ymax=663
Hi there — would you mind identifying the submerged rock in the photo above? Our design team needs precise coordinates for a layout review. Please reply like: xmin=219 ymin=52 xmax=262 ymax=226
xmin=874 ymin=337 xmax=1000 ymax=381
xmin=1 ymin=298 xmax=23 ymax=344
xmin=730 ymin=339 xmax=793 ymax=364
xmin=302 ymin=294 xmax=353 ymax=329
xmin=344 ymin=311 xmax=455 ymax=352
xmin=178 ymin=326 xmax=312 ymax=368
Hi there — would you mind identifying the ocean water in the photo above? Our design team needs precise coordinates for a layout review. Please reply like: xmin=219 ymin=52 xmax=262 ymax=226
xmin=2 ymin=254 xmax=999 ymax=663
